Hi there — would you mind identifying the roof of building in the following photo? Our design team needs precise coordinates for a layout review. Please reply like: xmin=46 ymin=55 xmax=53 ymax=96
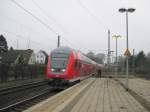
xmin=0 ymin=49 xmax=34 ymax=64
xmin=37 ymin=50 xmax=48 ymax=56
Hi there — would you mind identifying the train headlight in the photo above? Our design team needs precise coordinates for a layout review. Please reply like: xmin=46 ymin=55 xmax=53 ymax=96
xmin=61 ymin=69 xmax=66 ymax=72
xmin=51 ymin=69 xmax=55 ymax=72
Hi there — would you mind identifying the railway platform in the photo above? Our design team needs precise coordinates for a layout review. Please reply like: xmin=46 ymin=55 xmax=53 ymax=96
xmin=118 ymin=78 xmax=150 ymax=110
xmin=24 ymin=78 xmax=149 ymax=112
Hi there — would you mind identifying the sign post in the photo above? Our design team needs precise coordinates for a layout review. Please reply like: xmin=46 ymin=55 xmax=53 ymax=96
xmin=124 ymin=48 xmax=131 ymax=91
xmin=124 ymin=48 xmax=131 ymax=57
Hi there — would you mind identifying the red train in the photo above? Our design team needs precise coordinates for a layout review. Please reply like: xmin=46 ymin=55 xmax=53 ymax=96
xmin=46 ymin=46 xmax=103 ymax=87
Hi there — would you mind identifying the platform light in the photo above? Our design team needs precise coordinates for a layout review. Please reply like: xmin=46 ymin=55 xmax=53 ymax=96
xmin=118 ymin=8 xmax=136 ymax=91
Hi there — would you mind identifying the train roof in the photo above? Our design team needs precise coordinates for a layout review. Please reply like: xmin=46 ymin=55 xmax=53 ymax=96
xmin=51 ymin=46 xmax=73 ymax=54
xmin=50 ymin=46 xmax=99 ymax=65
xmin=79 ymin=53 xmax=96 ymax=64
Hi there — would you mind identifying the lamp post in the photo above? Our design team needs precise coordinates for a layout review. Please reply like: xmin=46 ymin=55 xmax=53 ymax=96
xmin=110 ymin=50 xmax=115 ymax=74
xmin=119 ymin=8 xmax=135 ymax=91
xmin=112 ymin=35 xmax=121 ymax=78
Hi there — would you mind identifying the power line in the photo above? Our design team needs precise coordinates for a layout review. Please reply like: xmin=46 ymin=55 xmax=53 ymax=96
xmin=11 ymin=0 xmax=88 ymax=50
xmin=31 ymin=0 xmax=69 ymax=35
xmin=11 ymin=0 xmax=58 ymax=35
xmin=0 ymin=14 xmax=56 ymax=42
xmin=76 ymin=0 xmax=108 ymax=29
xmin=0 ymin=27 xmax=53 ymax=49
xmin=31 ymin=0 xmax=84 ymax=49
xmin=61 ymin=37 xmax=79 ymax=49
xmin=11 ymin=0 xmax=81 ymax=49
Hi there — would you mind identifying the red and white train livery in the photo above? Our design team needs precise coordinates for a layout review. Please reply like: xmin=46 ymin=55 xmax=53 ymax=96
xmin=46 ymin=46 xmax=102 ymax=86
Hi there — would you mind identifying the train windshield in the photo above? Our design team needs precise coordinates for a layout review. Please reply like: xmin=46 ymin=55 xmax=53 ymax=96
xmin=51 ymin=53 xmax=69 ymax=69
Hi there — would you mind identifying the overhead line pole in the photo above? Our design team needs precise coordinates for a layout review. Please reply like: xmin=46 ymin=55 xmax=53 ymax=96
xmin=107 ymin=30 xmax=111 ymax=75
xmin=108 ymin=30 xmax=111 ymax=65
xmin=57 ymin=35 xmax=60 ymax=48
xmin=132 ymin=49 xmax=135 ymax=74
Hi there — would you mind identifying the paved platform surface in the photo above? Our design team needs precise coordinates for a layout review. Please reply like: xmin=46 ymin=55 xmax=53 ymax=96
xmin=118 ymin=78 xmax=150 ymax=104
xmin=25 ymin=78 xmax=149 ymax=112
xmin=24 ymin=78 xmax=94 ymax=112
xmin=69 ymin=78 xmax=148 ymax=112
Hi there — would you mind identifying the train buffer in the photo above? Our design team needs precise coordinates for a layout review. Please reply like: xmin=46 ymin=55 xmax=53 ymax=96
xmin=24 ymin=78 xmax=149 ymax=112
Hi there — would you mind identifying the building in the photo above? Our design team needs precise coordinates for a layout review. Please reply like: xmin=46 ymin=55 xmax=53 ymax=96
xmin=36 ymin=50 xmax=48 ymax=64
xmin=0 ymin=49 xmax=36 ymax=65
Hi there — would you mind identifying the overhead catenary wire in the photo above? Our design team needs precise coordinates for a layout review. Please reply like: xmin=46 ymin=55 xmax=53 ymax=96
xmin=31 ymin=0 xmax=70 ymax=35
xmin=10 ymin=0 xmax=102 ymax=53
xmin=76 ymin=0 xmax=112 ymax=54
xmin=11 ymin=0 xmax=82 ymax=50
xmin=1 ymin=13 xmax=80 ymax=50
xmin=0 ymin=29 xmax=51 ymax=49
xmin=11 ymin=0 xmax=58 ymax=35
xmin=76 ymin=0 xmax=108 ymax=30
xmin=0 ymin=13 xmax=56 ymax=41
xmin=31 ymin=0 xmax=85 ymax=50
xmin=0 ymin=27 xmax=53 ymax=49
xmin=61 ymin=37 xmax=79 ymax=49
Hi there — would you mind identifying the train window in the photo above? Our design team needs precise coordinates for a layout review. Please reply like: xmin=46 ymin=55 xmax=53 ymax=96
xmin=51 ymin=53 xmax=69 ymax=58
xmin=51 ymin=53 xmax=69 ymax=69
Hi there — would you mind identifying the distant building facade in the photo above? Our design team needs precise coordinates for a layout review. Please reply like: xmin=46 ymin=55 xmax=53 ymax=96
xmin=0 ymin=49 xmax=36 ymax=65
xmin=36 ymin=50 xmax=48 ymax=64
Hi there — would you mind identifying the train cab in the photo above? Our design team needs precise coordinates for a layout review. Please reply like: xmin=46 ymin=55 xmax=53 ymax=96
xmin=46 ymin=46 xmax=103 ymax=87
xmin=46 ymin=47 xmax=79 ymax=85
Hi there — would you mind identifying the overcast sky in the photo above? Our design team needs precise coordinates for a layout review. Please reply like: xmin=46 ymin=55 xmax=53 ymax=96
xmin=0 ymin=0 xmax=149 ymax=55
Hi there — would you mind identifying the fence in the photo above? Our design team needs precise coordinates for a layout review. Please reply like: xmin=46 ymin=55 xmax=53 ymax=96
xmin=103 ymin=64 xmax=150 ymax=79
xmin=0 ymin=64 xmax=46 ymax=83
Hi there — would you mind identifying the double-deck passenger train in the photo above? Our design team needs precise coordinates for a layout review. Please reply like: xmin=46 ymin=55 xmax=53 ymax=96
xmin=46 ymin=46 xmax=103 ymax=87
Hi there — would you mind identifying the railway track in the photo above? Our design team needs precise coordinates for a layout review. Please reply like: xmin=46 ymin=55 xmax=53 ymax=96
xmin=0 ymin=80 xmax=62 ymax=112
xmin=0 ymin=88 xmax=60 ymax=112
xmin=0 ymin=80 xmax=48 ymax=95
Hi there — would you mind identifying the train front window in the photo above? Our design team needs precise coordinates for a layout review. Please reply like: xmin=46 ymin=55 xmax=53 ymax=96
xmin=51 ymin=53 xmax=69 ymax=70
